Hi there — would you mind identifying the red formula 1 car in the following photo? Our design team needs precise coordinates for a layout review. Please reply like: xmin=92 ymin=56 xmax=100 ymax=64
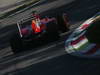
xmin=10 ymin=12 xmax=70 ymax=53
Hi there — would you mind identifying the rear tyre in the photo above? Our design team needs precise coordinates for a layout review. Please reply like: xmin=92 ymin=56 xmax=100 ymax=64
xmin=10 ymin=33 xmax=23 ymax=54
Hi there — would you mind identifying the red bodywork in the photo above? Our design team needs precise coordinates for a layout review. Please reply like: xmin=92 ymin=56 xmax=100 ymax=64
xmin=20 ymin=16 xmax=56 ymax=37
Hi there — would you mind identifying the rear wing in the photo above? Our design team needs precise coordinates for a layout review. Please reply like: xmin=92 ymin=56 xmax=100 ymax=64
xmin=17 ymin=17 xmax=34 ymax=38
xmin=17 ymin=22 xmax=23 ymax=38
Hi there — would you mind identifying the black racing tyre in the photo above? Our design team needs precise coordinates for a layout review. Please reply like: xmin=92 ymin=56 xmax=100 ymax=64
xmin=10 ymin=33 xmax=23 ymax=54
xmin=56 ymin=13 xmax=70 ymax=33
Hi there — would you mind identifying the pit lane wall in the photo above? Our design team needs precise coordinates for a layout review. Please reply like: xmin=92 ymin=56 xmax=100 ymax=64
xmin=0 ymin=0 xmax=41 ymax=19
xmin=0 ymin=0 xmax=75 ymax=19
